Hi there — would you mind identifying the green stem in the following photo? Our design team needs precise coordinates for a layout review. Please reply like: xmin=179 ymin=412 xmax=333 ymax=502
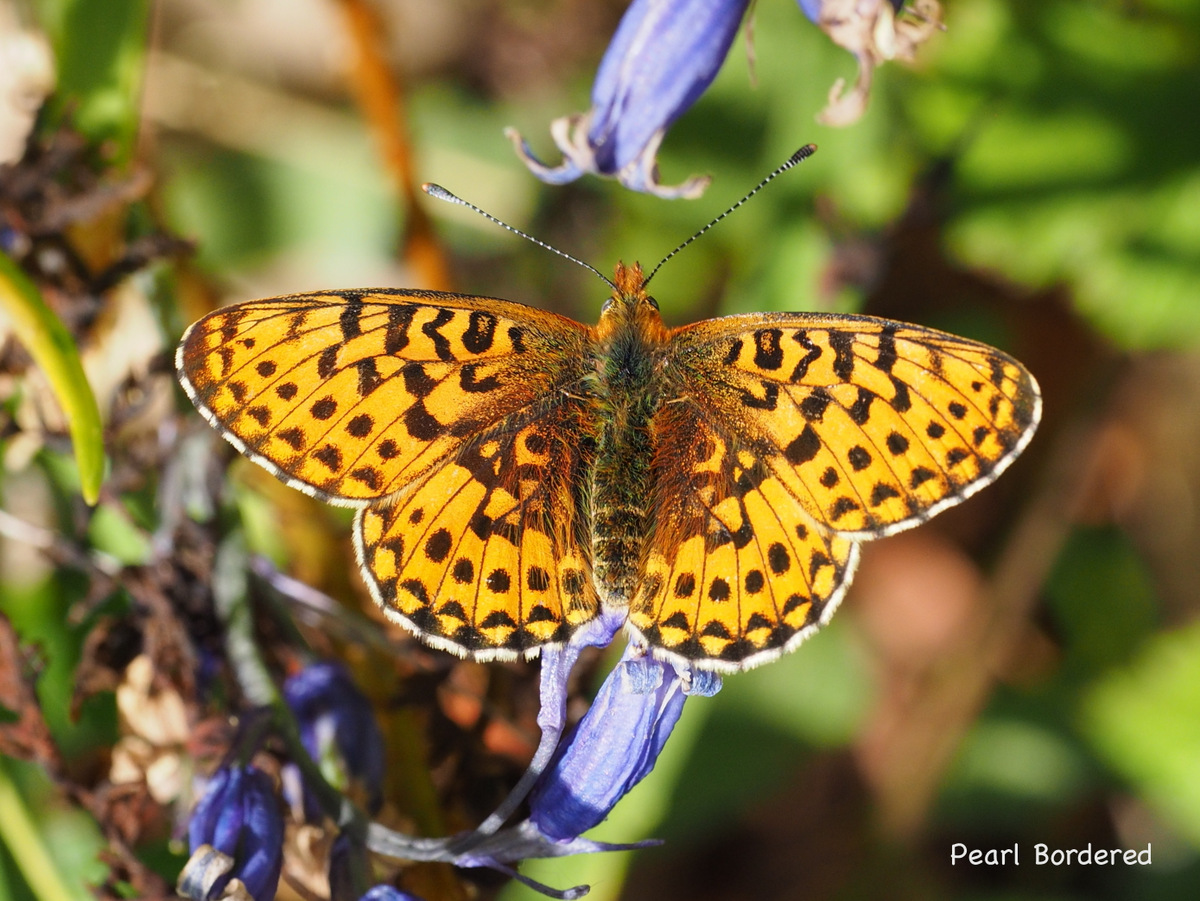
xmin=210 ymin=531 xmax=371 ymax=895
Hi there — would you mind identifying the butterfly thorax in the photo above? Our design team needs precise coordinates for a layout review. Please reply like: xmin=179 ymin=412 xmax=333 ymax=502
xmin=588 ymin=263 xmax=671 ymax=610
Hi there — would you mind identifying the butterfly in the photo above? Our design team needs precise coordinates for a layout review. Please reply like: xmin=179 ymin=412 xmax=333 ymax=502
xmin=176 ymin=250 xmax=1040 ymax=672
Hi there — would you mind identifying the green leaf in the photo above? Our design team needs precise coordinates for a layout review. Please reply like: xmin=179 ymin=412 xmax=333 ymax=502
xmin=1081 ymin=620 xmax=1200 ymax=847
xmin=0 ymin=252 xmax=105 ymax=504
xmin=42 ymin=0 xmax=152 ymax=164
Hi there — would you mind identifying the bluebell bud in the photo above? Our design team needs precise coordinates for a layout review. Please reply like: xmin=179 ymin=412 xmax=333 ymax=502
xmin=186 ymin=765 xmax=284 ymax=901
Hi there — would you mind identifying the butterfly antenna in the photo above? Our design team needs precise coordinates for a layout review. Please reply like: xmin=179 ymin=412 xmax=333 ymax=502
xmin=423 ymin=183 xmax=617 ymax=291
xmin=642 ymin=143 xmax=818 ymax=289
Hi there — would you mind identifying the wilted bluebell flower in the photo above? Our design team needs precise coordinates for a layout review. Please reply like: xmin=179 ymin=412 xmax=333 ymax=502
xmin=510 ymin=0 xmax=942 ymax=195
xmin=283 ymin=661 xmax=385 ymax=819
xmin=798 ymin=0 xmax=943 ymax=126
xmin=183 ymin=765 xmax=284 ymax=901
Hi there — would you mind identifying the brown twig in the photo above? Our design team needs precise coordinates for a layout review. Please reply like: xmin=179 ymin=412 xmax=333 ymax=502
xmin=336 ymin=0 xmax=451 ymax=292
xmin=856 ymin=390 xmax=1121 ymax=838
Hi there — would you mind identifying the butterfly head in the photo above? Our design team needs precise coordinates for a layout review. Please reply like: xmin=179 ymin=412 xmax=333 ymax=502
xmin=599 ymin=262 xmax=668 ymax=344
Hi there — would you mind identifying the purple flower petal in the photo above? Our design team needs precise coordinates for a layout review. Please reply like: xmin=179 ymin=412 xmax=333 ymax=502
xmin=510 ymin=0 xmax=751 ymax=197
xmin=528 ymin=644 xmax=721 ymax=841
xmin=284 ymin=661 xmax=385 ymax=816
xmin=188 ymin=765 xmax=283 ymax=901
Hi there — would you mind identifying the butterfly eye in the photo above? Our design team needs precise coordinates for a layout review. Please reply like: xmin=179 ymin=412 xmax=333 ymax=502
xmin=645 ymin=295 xmax=660 ymax=310
xmin=602 ymin=297 xmax=614 ymax=313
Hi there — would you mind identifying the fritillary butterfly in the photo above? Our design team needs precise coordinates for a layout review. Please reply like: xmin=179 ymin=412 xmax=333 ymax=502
xmin=177 ymin=251 xmax=1040 ymax=671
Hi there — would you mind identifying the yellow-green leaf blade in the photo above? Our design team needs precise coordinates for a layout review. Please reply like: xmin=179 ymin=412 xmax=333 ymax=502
xmin=0 ymin=252 xmax=105 ymax=504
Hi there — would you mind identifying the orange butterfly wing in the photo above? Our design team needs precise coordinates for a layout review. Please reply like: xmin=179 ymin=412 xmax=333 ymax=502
xmin=629 ymin=312 xmax=1040 ymax=670
xmin=178 ymin=290 xmax=602 ymax=659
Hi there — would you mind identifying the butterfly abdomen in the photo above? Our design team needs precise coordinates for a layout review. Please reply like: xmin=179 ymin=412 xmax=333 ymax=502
xmin=590 ymin=410 xmax=655 ymax=609
xmin=589 ymin=287 xmax=667 ymax=609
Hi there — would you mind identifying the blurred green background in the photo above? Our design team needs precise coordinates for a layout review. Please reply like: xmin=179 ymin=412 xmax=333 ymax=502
xmin=2 ymin=0 xmax=1200 ymax=899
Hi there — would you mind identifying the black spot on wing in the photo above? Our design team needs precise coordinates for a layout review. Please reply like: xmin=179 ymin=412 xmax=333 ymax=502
xmin=421 ymin=309 xmax=455 ymax=361
xmin=829 ymin=331 xmax=855 ymax=380
xmin=460 ymin=363 xmax=501 ymax=393
xmin=357 ymin=358 xmax=382 ymax=396
xmin=340 ymin=300 xmax=364 ymax=341
xmin=889 ymin=375 xmax=912 ymax=413
xmin=723 ymin=339 xmax=743 ymax=366
xmin=278 ymin=427 xmax=304 ymax=450
xmin=311 ymin=397 xmax=337 ymax=420
xmin=425 ymin=528 xmax=452 ymax=562
xmin=800 ymin=388 xmax=832 ymax=422
xmin=886 ymin=431 xmax=909 ymax=455
xmin=740 ymin=381 xmax=779 ymax=410
xmin=789 ymin=331 xmax=822 ymax=381
xmin=507 ymin=327 xmax=527 ymax=353
xmin=314 ymin=444 xmax=342 ymax=472
xmin=849 ymin=387 xmax=874 ymax=425
xmin=674 ymin=573 xmax=696 ymax=598
xmin=463 ymin=310 xmax=498 ymax=353
xmin=405 ymin=403 xmax=444 ymax=440
xmin=350 ymin=467 xmax=381 ymax=490
xmin=346 ymin=414 xmax=373 ymax=438
xmin=784 ymin=425 xmax=821 ymax=465
xmin=869 ymin=482 xmax=901 ymax=507
xmin=317 ymin=345 xmax=339 ymax=379
xmin=753 ymin=328 xmax=784 ymax=370
xmin=401 ymin=362 xmax=436 ymax=398
xmin=875 ymin=324 xmax=897 ymax=373
xmin=384 ymin=305 xmax=416 ymax=354
xmin=909 ymin=466 xmax=936 ymax=488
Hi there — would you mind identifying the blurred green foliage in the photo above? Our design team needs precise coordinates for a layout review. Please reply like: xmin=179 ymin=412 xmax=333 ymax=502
xmin=4 ymin=0 xmax=1200 ymax=899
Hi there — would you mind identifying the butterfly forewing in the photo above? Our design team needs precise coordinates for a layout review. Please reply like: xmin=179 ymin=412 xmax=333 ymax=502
xmin=670 ymin=312 xmax=1042 ymax=539
xmin=177 ymin=291 xmax=592 ymax=505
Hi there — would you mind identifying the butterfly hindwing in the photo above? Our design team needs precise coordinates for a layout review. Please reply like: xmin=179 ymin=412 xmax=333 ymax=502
xmin=629 ymin=399 xmax=860 ymax=670
xmin=355 ymin=398 xmax=600 ymax=659
xmin=669 ymin=312 xmax=1042 ymax=539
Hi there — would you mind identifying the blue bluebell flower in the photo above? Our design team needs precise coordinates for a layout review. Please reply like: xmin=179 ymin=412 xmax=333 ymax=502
xmin=362 ymin=623 xmax=719 ymax=897
xmin=509 ymin=0 xmax=942 ymax=194
xmin=185 ymin=765 xmax=284 ymax=901
xmin=509 ymin=0 xmax=750 ymax=198
xmin=528 ymin=644 xmax=721 ymax=840
xmin=451 ymin=642 xmax=721 ymax=878
xmin=283 ymin=661 xmax=385 ymax=818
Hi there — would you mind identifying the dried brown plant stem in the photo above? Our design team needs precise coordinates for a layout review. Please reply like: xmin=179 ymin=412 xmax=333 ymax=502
xmin=858 ymin=401 xmax=1116 ymax=838
xmin=336 ymin=0 xmax=451 ymax=292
